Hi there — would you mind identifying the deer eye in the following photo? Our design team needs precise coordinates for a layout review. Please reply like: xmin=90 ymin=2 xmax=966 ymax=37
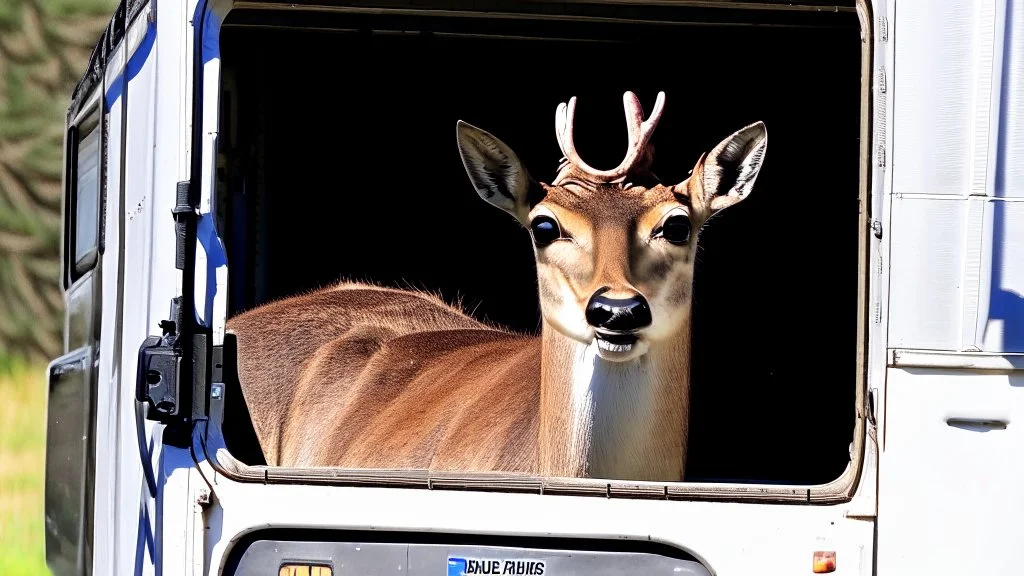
xmin=653 ymin=214 xmax=691 ymax=246
xmin=530 ymin=215 xmax=561 ymax=248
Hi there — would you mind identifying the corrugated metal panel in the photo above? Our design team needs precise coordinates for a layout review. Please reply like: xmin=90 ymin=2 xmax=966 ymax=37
xmin=888 ymin=197 xmax=965 ymax=349
xmin=997 ymin=0 xmax=1024 ymax=198
xmin=891 ymin=0 xmax=975 ymax=197
xmin=889 ymin=0 xmax=1024 ymax=353
xmin=980 ymin=202 xmax=1024 ymax=350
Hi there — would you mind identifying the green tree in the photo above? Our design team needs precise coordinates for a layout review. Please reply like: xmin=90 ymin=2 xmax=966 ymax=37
xmin=0 ymin=0 xmax=116 ymax=362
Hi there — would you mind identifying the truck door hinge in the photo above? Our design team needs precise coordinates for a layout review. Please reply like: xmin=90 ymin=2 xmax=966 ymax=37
xmin=136 ymin=299 xmax=184 ymax=423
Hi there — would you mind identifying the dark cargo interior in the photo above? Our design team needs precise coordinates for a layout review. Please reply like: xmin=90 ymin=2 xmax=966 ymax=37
xmin=214 ymin=2 xmax=864 ymax=486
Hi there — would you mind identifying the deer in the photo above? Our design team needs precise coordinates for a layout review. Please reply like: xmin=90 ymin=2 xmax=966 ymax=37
xmin=226 ymin=91 xmax=766 ymax=482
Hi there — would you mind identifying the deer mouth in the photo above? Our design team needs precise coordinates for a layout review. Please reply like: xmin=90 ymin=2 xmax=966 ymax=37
xmin=594 ymin=331 xmax=640 ymax=354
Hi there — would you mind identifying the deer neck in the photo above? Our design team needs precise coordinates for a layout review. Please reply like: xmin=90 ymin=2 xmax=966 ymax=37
xmin=537 ymin=319 xmax=691 ymax=482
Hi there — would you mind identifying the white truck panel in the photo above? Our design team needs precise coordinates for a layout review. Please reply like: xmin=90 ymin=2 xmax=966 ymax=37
xmin=877 ymin=365 xmax=1024 ymax=574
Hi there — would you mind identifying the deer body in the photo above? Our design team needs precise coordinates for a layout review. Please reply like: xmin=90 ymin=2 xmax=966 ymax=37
xmin=228 ymin=92 xmax=767 ymax=482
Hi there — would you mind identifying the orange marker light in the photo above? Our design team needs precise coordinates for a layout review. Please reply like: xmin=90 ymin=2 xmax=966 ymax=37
xmin=812 ymin=551 xmax=836 ymax=573
xmin=279 ymin=565 xmax=333 ymax=576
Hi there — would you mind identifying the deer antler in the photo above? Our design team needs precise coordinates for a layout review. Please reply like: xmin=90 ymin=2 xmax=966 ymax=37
xmin=554 ymin=91 xmax=666 ymax=184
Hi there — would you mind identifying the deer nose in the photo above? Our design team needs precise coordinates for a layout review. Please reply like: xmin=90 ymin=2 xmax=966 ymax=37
xmin=585 ymin=289 xmax=653 ymax=332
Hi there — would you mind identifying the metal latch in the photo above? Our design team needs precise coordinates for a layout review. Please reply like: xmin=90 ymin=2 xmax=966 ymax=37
xmin=136 ymin=309 xmax=183 ymax=422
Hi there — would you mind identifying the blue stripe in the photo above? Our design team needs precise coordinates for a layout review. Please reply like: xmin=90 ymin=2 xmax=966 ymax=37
xmin=103 ymin=20 xmax=157 ymax=112
xmin=201 ymin=5 xmax=221 ymax=65
xmin=104 ymin=73 xmax=124 ymax=112
xmin=197 ymin=212 xmax=228 ymax=325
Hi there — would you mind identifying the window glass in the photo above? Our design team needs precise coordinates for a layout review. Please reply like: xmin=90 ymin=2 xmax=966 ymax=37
xmin=74 ymin=122 xmax=101 ymax=266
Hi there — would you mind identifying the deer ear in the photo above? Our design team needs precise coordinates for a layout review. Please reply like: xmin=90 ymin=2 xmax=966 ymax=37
xmin=693 ymin=121 xmax=767 ymax=213
xmin=456 ymin=120 xmax=543 ymax=223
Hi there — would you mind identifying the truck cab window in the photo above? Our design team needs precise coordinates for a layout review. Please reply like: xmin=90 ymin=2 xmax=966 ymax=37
xmin=74 ymin=121 xmax=100 ymax=268
xmin=64 ymin=109 xmax=102 ymax=286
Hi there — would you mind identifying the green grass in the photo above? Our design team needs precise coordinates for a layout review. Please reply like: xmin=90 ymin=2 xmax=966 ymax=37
xmin=0 ymin=357 xmax=49 ymax=574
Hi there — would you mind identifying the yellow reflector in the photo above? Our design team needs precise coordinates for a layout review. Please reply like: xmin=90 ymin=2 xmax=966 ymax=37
xmin=812 ymin=551 xmax=836 ymax=573
xmin=279 ymin=564 xmax=333 ymax=576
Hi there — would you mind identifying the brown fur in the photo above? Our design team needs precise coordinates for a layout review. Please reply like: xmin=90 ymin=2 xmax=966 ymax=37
xmin=227 ymin=284 xmax=492 ymax=466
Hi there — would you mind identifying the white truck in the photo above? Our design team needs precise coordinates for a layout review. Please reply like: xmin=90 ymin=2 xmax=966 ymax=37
xmin=45 ymin=0 xmax=1023 ymax=574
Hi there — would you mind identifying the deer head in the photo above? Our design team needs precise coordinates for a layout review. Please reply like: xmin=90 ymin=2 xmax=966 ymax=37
xmin=456 ymin=92 xmax=767 ymax=363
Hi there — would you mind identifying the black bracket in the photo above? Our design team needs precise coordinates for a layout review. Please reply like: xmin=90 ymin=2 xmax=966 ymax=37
xmin=136 ymin=300 xmax=184 ymax=423
xmin=866 ymin=387 xmax=878 ymax=426
xmin=144 ymin=180 xmax=206 ymax=436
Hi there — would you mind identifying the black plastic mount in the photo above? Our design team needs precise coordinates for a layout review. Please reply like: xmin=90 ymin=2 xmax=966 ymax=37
xmin=136 ymin=299 xmax=184 ymax=422
xmin=135 ymin=181 xmax=210 ymax=439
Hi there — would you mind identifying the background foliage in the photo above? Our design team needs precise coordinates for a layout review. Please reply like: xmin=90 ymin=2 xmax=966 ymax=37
xmin=0 ymin=1 xmax=116 ymax=573
xmin=0 ymin=357 xmax=49 ymax=573
xmin=1 ymin=0 xmax=116 ymax=363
